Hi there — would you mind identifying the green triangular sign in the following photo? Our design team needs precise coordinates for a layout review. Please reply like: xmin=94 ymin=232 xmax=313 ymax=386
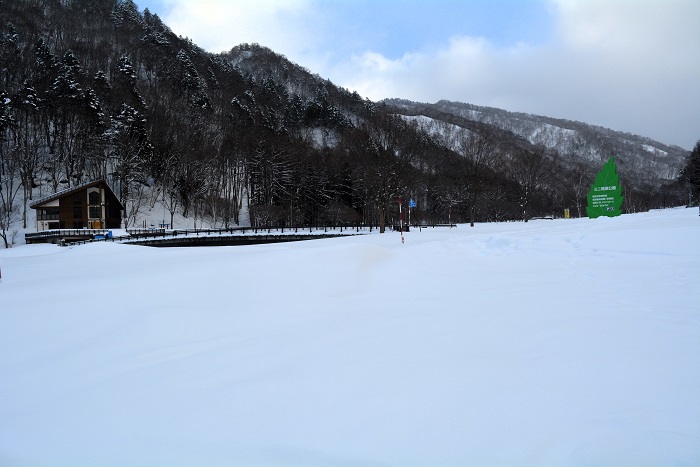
xmin=586 ymin=157 xmax=624 ymax=218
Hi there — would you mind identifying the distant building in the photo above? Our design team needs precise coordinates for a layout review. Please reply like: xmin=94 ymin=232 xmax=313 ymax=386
xmin=30 ymin=180 xmax=123 ymax=231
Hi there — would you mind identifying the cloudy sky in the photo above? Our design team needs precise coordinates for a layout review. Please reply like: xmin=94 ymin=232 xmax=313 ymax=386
xmin=137 ymin=0 xmax=699 ymax=150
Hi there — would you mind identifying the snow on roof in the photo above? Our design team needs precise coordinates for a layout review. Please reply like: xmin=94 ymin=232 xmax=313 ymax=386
xmin=30 ymin=179 xmax=122 ymax=209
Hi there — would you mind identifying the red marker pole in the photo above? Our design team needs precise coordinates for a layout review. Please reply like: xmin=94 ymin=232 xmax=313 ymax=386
xmin=399 ymin=197 xmax=405 ymax=244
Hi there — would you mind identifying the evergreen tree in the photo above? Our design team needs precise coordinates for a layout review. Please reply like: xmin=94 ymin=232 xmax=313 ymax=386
xmin=679 ymin=141 xmax=700 ymax=205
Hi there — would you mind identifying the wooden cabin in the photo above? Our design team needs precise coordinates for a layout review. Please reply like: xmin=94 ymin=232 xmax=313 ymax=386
xmin=30 ymin=180 xmax=123 ymax=231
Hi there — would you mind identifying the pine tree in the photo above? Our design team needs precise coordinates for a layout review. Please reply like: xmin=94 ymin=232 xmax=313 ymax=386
xmin=680 ymin=142 xmax=700 ymax=192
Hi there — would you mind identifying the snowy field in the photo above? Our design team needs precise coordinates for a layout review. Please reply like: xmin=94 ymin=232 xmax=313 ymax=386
xmin=1 ymin=208 xmax=699 ymax=466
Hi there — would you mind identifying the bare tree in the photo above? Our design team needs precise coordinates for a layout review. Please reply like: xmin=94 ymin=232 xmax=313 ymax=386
xmin=0 ymin=113 xmax=22 ymax=247
xmin=566 ymin=161 xmax=591 ymax=218
xmin=356 ymin=112 xmax=415 ymax=233
xmin=508 ymin=144 xmax=557 ymax=222
xmin=205 ymin=131 xmax=246 ymax=228
xmin=456 ymin=127 xmax=503 ymax=226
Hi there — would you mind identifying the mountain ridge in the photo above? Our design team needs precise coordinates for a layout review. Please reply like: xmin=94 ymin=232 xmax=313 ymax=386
xmin=384 ymin=98 xmax=687 ymax=185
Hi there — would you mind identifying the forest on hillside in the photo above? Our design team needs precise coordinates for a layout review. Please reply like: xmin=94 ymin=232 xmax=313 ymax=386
xmin=0 ymin=0 xmax=694 ymax=247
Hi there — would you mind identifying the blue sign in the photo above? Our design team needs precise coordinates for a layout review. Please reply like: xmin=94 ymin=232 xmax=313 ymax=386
xmin=408 ymin=199 xmax=417 ymax=208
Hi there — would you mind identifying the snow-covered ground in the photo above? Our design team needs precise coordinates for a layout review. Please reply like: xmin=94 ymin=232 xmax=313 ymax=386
xmin=1 ymin=208 xmax=699 ymax=466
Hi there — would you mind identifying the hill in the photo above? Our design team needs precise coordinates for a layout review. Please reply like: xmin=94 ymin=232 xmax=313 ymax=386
xmin=386 ymin=98 xmax=688 ymax=186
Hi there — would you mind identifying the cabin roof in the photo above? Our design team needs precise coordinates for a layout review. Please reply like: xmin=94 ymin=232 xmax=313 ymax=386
xmin=30 ymin=179 xmax=124 ymax=210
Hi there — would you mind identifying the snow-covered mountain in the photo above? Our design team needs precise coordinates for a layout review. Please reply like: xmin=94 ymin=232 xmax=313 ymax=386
xmin=386 ymin=98 xmax=688 ymax=186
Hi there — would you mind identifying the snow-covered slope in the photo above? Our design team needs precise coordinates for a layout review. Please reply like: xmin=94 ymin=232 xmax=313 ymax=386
xmin=389 ymin=98 xmax=689 ymax=185
xmin=1 ymin=208 xmax=699 ymax=465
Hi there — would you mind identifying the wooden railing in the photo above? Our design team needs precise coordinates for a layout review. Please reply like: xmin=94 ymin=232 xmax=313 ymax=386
xmin=25 ymin=229 xmax=108 ymax=240
xmin=25 ymin=223 xmax=457 ymax=246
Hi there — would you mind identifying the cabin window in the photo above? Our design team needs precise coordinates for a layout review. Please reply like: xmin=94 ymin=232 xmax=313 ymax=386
xmin=38 ymin=209 xmax=59 ymax=220
xmin=89 ymin=206 xmax=101 ymax=219
xmin=88 ymin=191 xmax=100 ymax=205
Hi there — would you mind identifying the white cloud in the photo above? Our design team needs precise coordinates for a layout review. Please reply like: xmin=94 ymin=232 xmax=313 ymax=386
xmin=156 ymin=0 xmax=700 ymax=149
xmin=326 ymin=0 xmax=700 ymax=148
xmin=161 ymin=0 xmax=318 ymax=54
